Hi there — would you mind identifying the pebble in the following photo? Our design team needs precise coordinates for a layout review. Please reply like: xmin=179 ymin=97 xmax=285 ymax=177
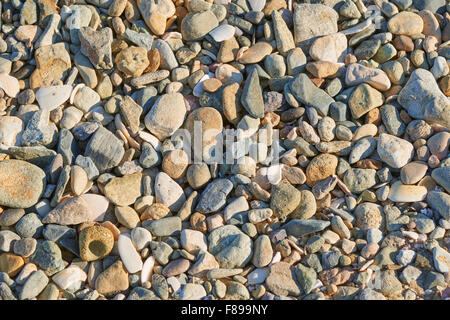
xmin=377 ymin=133 xmax=414 ymax=168
xmin=0 ymin=0 xmax=446 ymax=302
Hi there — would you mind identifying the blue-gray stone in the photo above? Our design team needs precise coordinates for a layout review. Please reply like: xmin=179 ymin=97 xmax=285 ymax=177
xmin=380 ymin=104 xmax=405 ymax=136
xmin=289 ymin=73 xmax=334 ymax=116
xmin=329 ymin=101 xmax=348 ymax=122
xmin=145 ymin=217 xmax=182 ymax=237
xmin=58 ymin=128 xmax=80 ymax=165
xmin=124 ymin=29 xmax=153 ymax=50
xmin=139 ymin=142 xmax=161 ymax=168
xmin=31 ymin=240 xmax=64 ymax=276
xmin=196 ymin=179 xmax=234 ymax=213
xmin=241 ymin=68 xmax=264 ymax=118
xmin=75 ymin=155 xmax=99 ymax=180
xmin=321 ymin=250 xmax=341 ymax=269
xmin=284 ymin=219 xmax=331 ymax=237
xmin=84 ymin=126 xmax=125 ymax=172
xmin=15 ymin=213 xmax=43 ymax=238
xmin=72 ymin=121 xmax=99 ymax=141
xmin=21 ymin=110 xmax=58 ymax=148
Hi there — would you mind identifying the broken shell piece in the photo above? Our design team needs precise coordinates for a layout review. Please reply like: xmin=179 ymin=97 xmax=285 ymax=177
xmin=210 ymin=24 xmax=236 ymax=42
xmin=0 ymin=73 xmax=20 ymax=98
xmin=36 ymin=85 xmax=73 ymax=111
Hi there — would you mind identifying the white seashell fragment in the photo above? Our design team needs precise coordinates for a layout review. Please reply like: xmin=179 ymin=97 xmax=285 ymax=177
xmin=138 ymin=130 xmax=161 ymax=151
xmin=79 ymin=193 xmax=109 ymax=222
xmin=267 ymin=164 xmax=283 ymax=185
xmin=210 ymin=24 xmax=236 ymax=42
xmin=193 ymin=74 xmax=211 ymax=97
xmin=248 ymin=0 xmax=266 ymax=12
xmin=0 ymin=73 xmax=20 ymax=98
xmin=141 ymin=256 xmax=155 ymax=284
xmin=118 ymin=233 xmax=143 ymax=274
xmin=70 ymin=83 xmax=85 ymax=105
xmin=36 ymin=85 xmax=73 ymax=111
xmin=52 ymin=266 xmax=87 ymax=290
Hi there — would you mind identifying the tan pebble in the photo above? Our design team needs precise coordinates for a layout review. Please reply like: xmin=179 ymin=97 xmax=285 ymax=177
xmin=141 ymin=203 xmax=170 ymax=221
xmin=202 ymin=78 xmax=222 ymax=92
xmin=144 ymin=48 xmax=160 ymax=73
xmin=190 ymin=212 xmax=207 ymax=233
xmin=352 ymin=123 xmax=378 ymax=141
xmin=0 ymin=253 xmax=24 ymax=277
xmin=115 ymin=206 xmax=140 ymax=229
xmin=79 ymin=225 xmax=115 ymax=261
xmin=162 ymin=149 xmax=189 ymax=179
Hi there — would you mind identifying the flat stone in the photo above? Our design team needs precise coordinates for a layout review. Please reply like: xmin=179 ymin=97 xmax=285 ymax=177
xmin=284 ymin=219 xmax=331 ymax=237
xmin=398 ymin=68 xmax=450 ymax=128
xmin=0 ymin=160 xmax=46 ymax=209
xmin=400 ymin=161 xmax=428 ymax=185
xmin=118 ymin=233 xmax=143 ymax=274
xmin=145 ymin=216 xmax=181 ymax=237
xmin=346 ymin=63 xmax=391 ymax=91
xmin=265 ymin=262 xmax=301 ymax=296
xmin=208 ymin=225 xmax=253 ymax=269
xmin=79 ymin=27 xmax=113 ymax=69
xmin=154 ymin=172 xmax=186 ymax=212
xmin=377 ymin=133 xmax=414 ymax=168
xmin=144 ymin=93 xmax=186 ymax=140
xmin=84 ymin=126 xmax=125 ymax=172
xmin=289 ymin=73 xmax=335 ymax=116
xmin=196 ymin=179 xmax=234 ymax=214
xmin=293 ymin=4 xmax=338 ymax=52
xmin=103 ymin=173 xmax=142 ymax=206
xmin=238 ymin=42 xmax=273 ymax=64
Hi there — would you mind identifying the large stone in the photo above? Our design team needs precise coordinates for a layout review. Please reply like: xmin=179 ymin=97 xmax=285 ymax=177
xmin=196 ymin=179 xmax=234 ymax=214
xmin=144 ymin=93 xmax=186 ymax=140
xmin=84 ymin=126 xmax=125 ymax=172
xmin=0 ymin=160 xmax=46 ymax=208
xmin=270 ymin=180 xmax=301 ymax=218
xmin=377 ymin=133 xmax=414 ymax=168
xmin=348 ymin=84 xmax=384 ymax=119
xmin=95 ymin=260 xmax=129 ymax=296
xmin=208 ymin=225 xmax=253 ymax=269
xmin=181 ymin=10 xmax=219 ymax=41
xmin=345 ymin=63 xmax=391 ymax=91
xmin=289 ymin=73 xmax=335 ymax=116
xmin=265 ymin=262 xmax=301 ymax=296
xmin=309 ymin=33 xmax=347 ymax=63
xmin=154 ymin=172 xmax=186 ymax=212
xmin=30 ymin=42 xmax=71 ymax=89
xmin=103 ymin=173 xmax=142 ymax=206
xmin=398 ymin=68 xmax=450 ymax=128
xmin=427 ymin=191 xmax=450 ymax=219
xmin=293 ymin=4 xmax=339 ymax=52
xmin=388 ymin=12 xmax=424 ymax=36
xmin=79 ymin=27 xmax=113 ymax=69
xmin=137 ymin=0 xmax=176 ymax=36
xmin=240 ymin=68 xmax=264 ymax=118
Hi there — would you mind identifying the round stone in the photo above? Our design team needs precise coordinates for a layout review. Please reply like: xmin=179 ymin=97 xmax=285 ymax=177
xmin=79 ymin=225 xmax=115 ymax=261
